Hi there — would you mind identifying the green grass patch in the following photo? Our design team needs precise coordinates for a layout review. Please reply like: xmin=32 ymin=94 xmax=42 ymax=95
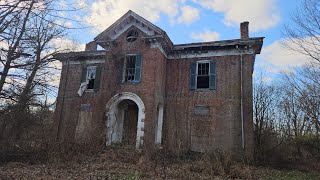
xmin=264 ymin=170 xmax=320 ymax=180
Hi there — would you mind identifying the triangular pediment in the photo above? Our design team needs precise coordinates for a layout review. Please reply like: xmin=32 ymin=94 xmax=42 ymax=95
xmin=94 ymin=10 xmax=165 ymax=43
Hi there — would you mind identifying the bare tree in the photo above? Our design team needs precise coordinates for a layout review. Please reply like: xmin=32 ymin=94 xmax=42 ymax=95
xmin=281 ymin=64 xmax=320 ymax=136
xmin=253 ymin=74 xmax=282 ymax=161
xmin=0 ymin=0 xmax=80 ymax=148
xmin=0 ymin=0 xmax=28 ymax=34
xmin=0 ymin=0 xmax=36 ymax=96
xmin=0 ymin=0 xmax=81 ymax=100
xmin=283 ymin=0 xmax=320 ymax=64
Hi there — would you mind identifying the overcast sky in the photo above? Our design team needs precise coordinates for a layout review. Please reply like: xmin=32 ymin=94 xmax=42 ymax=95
xmin=60 ymin=0 xmax=310 ymax=81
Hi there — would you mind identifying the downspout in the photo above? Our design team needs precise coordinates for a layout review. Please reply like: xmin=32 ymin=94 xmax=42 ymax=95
xmin=56 ymin=59 xmax=70 ymax=141
xmin=236 ymin=45 xmax=245 ymax=150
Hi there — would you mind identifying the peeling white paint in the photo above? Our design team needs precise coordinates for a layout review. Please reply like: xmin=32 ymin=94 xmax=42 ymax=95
xmin=155 ymin=104 xmax=164 ymax=145
xmin=149 ymin=43 xmax=255 ymax=59
xmin=62 ymin=59 xmax=105 ymax=65
xmin=105 ymin=92 xmax=145 ymax=150
xmin=168 ymin=49 xmax=255 ymax=59
xmin=150 ymin=42 xmax=168 ymax=58
xmin=95 ymin=11 xmax=163 ymax=42
xmin=109 ymin=22 xmax=156 ymax=41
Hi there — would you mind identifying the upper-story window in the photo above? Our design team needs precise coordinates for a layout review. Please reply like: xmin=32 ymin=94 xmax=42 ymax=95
xmin=124 ymin=54 xmax=142 ymax=83
xmin=86 ymin=66 xmax=96 ymax=89
xmin=190 ymin=60 xmax=216 ymax=90
xmin=197 ymin=62 xmax=210 ymax=88
xmin=79 ymin=66 xmax=101 ymax=93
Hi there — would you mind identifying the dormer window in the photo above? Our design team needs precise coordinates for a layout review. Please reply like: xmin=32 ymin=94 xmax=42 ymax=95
xmin=126 ymin=30 xmax=138 ymax=42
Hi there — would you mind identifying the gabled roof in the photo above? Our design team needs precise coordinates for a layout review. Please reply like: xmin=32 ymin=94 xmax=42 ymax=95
xmin=53 ymin=11 xmax=264 ymax=61
xmin=94 ymin=10 xmax=167 ymax=43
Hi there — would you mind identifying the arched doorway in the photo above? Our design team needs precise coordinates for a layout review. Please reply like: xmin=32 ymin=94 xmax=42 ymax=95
xmin=105 ymin=92 xmax=145 ymax=150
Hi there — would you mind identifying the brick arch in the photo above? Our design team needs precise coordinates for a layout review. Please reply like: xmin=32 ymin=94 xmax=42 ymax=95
xmin=105 ymin=92 xmax=145 ymax=150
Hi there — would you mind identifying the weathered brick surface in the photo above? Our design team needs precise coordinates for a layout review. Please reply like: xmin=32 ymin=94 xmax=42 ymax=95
xmin=164 ymin=54 xmax=255 ymax=157
xmin=53 ymin=25 xmax=259 ymax=158
xmin=53 ymin=26 xmax=167 ymax=149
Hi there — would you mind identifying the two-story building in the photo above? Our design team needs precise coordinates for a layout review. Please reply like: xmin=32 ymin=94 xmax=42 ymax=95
xmin=53 ymin=10 xmax=264 ymax=157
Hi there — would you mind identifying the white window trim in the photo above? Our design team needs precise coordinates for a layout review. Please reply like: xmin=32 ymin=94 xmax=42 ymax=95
xmin=86 ymin=66 xmax=97 ymax=90
xmin=123 ymin=54 xmax=137 ymax=83
xmin=196 ymin=60 xmax=210 ymax=89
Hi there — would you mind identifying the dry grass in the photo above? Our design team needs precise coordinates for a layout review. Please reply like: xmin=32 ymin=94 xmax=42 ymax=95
xmin=0 ymin=145 xmax=319 ymax=180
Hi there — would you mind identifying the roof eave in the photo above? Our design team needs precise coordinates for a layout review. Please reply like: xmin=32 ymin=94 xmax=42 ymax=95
xmin=173 ymin=37 xmax=264 ymax=54
xmin=53 ymin=50 xmax=106 ymax=61
xmin=94 ymin=10 xmax=165 ymax=42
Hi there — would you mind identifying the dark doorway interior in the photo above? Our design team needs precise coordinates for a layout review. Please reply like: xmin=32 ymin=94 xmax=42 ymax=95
xmin=119 ymin=100 xmax=138 ymax=145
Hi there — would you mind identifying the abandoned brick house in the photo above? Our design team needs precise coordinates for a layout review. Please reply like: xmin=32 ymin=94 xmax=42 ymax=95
xmin=53 ymin=10 xmax=264 ymax=157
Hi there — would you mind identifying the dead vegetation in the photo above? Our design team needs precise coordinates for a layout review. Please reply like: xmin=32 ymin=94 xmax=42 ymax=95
xmin=0 ymin=144 xmax=319 ymax=180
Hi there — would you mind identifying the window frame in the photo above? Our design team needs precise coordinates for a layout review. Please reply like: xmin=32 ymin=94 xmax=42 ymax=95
xmin=122 ymin=54 xmax=142 ymax=84
xmin=80 ymin=65 xmax=101 ymax=93
xmin=123 ymin=54 xmax=136 ymax=82
xmin=196 ymin=60 xmax=210 ymax=89
xmin=86 ymin=66 xmax=97 ymax=90
xmin=190 ymin=60 xmax=216 ymax=91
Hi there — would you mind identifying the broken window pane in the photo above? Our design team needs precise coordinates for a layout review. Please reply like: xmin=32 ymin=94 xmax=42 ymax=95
xmin=87 ymin=67 xmax=96 ymax=89
xmin=125 ymin=55 xmax=136 ymax=82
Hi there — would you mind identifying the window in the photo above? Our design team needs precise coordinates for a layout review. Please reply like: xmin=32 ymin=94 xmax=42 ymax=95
xmin=86 ymin=66 xmax=96 ymax=89
xmin=124 ymin=54 xmax=142 ymax=83
xmin=194 ymin=105 xmax=209 ymax=115
xmin=197 ymin=62 xmax=209 ymax=88
xmin=80 ymin=104 xmax=91 ymax=112
xmin=190 ymin=60 xmax=216 ymax=90
xmin=126 ymin=30 xmax=138 ymax=42
xmin=80 ymin=66 xmax=101 ymax=92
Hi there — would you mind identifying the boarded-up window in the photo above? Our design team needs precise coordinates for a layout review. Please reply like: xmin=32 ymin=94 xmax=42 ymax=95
xmin=194 ymin=105 xmax=209 ymax=115
xmin=75 ymin=104 xmax=92 ymax=143
xmin=80 ymin=104 xmax=91 ymax=112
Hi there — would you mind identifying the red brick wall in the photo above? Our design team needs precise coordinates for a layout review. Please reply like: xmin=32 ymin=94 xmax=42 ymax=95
xmin=53 ymin=26 xmax=255 ymax=157
xmin=165 ymin=54 xmax=255 ymax=157
xmin=53 ymin=26 xmax=167 ymax=149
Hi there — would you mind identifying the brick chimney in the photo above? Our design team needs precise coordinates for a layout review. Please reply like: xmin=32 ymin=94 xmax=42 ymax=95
xmin=240 ymin=21 xmax=249 ymax=39
xmin=85 ymin=41 xmax=97 ymax=51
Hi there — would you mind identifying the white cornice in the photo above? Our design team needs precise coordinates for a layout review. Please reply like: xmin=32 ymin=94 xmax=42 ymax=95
xmin=150 ymin=42 xmax=168 ymax=58
xmin=62 ymin=59 xmax=105 ymax=65
xmin=168 ymin=49 xmax=255 ymax=59
xmin=108 ymin=23 xmax=156 ymax=41
xmin=95 ymin=11 xmax=164 ymax=42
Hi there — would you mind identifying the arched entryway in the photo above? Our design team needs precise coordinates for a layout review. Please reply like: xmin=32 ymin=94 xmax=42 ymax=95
xmin=105 ymin=92 xmax=145 ymax=150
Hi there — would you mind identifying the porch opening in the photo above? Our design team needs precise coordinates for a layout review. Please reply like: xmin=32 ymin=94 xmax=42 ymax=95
xmin=118 ymin=100 xmax=138 ymax=145
xmin=106 ymin=92 xmax=145 ymax=150
xmin=155 ymin=103 xmax=164 ymax=145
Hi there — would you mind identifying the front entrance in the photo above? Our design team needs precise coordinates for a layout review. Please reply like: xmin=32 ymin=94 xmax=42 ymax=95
xmin=119 ymin=100 xmax=138 ymax=145
xmin=106 ymin=92 xmax=145 ymax=150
